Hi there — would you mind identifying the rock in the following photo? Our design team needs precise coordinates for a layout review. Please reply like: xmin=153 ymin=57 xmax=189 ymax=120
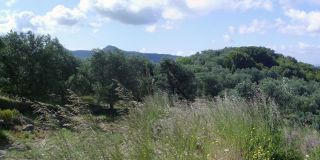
xmin=8 ymin=142 xmax=28 ymax=151
xmin=0 ymin=150 xmax=6 ymax=159
xmin=62 ymin=123 xmax=72 ymax=128
xmin=22 ymin=124 xmax=34 ymax=131
xmin=21 ymin=117 xmax=34 ymax=125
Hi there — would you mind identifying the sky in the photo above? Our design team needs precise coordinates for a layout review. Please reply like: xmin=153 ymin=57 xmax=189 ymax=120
xmin=0 ymin=0 xmax=320 ymax=65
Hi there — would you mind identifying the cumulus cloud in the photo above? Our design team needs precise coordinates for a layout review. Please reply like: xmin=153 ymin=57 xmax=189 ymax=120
xmin=0 ymin=11 xmax=36 ymax=33
xmin=78 ymin=0 xmax=94 ymax=12
xmin=280 ymin=9 xmax=320 ymax=35
xmin=0 ymin=3 xmax=86 ymax=34
xmin=92 ymin=0 xmax=168 ymax=25
xmin=238 ymin=19 xmax=268 ymax=34
xmin=229 ymin=8 xmax=320 ymax=37
xmin=79 ymin=0 xmax=273 ymax=27
xmin=33 ymin=5 xmax=85 ymax=28
xmin=0 ymin=0 xmax=274 ymax=33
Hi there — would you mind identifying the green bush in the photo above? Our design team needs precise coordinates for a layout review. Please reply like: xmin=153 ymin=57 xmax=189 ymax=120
xmin=0 ymin=130 xmax=9 ymax=146
xmin=80 ymin=96 xmax=95 ymax=103
xmin=309 ymin=146 xmax=320 ymax=160
xmin=0 ymin=109 xmax=19 ymax=121
xmin=0 ymin=109 xmax=20 ymax=127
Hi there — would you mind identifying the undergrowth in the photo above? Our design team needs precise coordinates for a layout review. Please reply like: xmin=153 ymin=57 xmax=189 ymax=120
xmin=6 ymin=93 xmax=320 ymax=160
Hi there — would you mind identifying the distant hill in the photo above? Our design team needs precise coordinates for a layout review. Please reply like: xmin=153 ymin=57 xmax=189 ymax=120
xmin=71 ymin=45 xmax=179 ymax=63
xmin=71 ymin=50 xmax=92 ymax=59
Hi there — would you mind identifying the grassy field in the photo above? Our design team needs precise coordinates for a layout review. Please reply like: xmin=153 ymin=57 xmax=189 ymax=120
xmin=4 ymin=93 xmax=320 ymax=160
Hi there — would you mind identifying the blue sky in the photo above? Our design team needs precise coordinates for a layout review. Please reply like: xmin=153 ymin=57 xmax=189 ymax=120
xmin=0 ymin=0 xmax=320 ymax=64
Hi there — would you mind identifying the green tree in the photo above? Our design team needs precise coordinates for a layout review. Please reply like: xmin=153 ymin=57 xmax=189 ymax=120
xmin=224 ymin=51 xmax=256 ymax=72
xmin=90 ymin=50 xmax=150 ymax=109
xmin=0 ymin=31 xmax=78 ymax=103
xmin=197 ymin=73 xmax=223 ymax=97
xmin=235 ymin=80 xmax=257 ymax=99
xmin=238 ymin=47 xmax=278 ymax=68
xmin=67 ymin=60 xmax=93 ymax=96
xmin=127 ymin=56 xmax=155 ymax=99
xmin=158 ymin=59 xmax=196 ymax=101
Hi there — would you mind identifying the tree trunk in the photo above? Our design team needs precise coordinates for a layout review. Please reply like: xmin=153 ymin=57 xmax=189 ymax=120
xmin=61 ymin=89 xmax=66 ymax=105
xmin=110 ymin=103 xmax=114 ymax=110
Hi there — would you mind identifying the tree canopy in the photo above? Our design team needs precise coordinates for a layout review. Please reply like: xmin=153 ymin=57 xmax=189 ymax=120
xmin=0 ymin=31 xmax=79 ymax=103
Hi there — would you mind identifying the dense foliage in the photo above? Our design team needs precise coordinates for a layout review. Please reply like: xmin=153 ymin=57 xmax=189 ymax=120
xmin=179 ymin=47 xmax=320 ymax=128
xmin=0 ymin=31 xmax=79 ymax=103
xmin=1 ymin=31 xmax=320 ymax=128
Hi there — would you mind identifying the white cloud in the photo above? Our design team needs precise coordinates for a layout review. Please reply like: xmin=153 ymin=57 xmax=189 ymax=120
xmin=89 ymin=17 xmax=110 ymax=33
xmin=146 ymin=24 xmax=157 ymax=32
xmin=78 ymin=0 xmax=273 ymax=27
xmin=279 ymin=0 xmax=320 ymax=9
xmin=0 ymin=0 xmax=275 ymax=34
xmin=297 ymin=42 xmax=320 ymax=50
xmin=223 ymin=34 xmax=233 ymax=43
xmin=270 ymin=42 xmax=320 ymax=65
xmin=30 ymin=5 xmax=86 ymax=33
xmin=185 ymin=0 xmax=272 ymax=12
xmin=280 ymin=9 xmax=320 ymax=35
xmin=0 ymin=11 xmax=35 ymax=33
xmin=5 ymin=0 xmax=16 ymax=7
xmin=228 ymin=26 xmax=235 ymax=34
xmin=176 ymin=50 xmax=195 ymax=56
xmin=162 ymin=7 xmax=184 ymax=20
xmin=139 ymin=48 xmax=147 ymax=52
xmin=93 ymin=0 xmax=165 ymax=25
xmin=238 ymin=19 xmax=267 ymax=34
xmin=0 ymin=3 xmax=86 ymax=34
xmin=46 ymin=5 xmax=85 ymax=26
xmin=145 ymin=21 xmax=175 ymax=32
xmin=78 ymin=0 xmax=94 ymax=12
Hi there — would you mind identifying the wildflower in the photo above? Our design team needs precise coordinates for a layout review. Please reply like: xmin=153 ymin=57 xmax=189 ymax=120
xmin=224 ymin=149 xmax=229 ymax=152
xmin=305 ymin=154 xmax=309 ymax=158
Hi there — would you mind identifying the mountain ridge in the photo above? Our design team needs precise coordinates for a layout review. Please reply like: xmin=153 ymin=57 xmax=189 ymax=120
xmin=71 ymin=45 xmax=179 ymax=63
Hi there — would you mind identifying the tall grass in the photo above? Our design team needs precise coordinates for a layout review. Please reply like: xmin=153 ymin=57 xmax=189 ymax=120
xmin=7 ymin=93 xmax=320 ymax=159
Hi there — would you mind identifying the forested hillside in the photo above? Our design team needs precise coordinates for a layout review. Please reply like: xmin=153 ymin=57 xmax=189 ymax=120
xmin=1 ymin=31 xmax=320 ymax=159
xmin=178 ymin=47 xmax=320 ymax=127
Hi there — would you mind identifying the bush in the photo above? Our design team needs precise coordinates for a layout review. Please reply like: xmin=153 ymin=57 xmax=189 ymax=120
xmin=0 ymin=109 xmax=20 ymax=128
xmin=310 ymin=146 xmax=320 ymax=160
xmin=0 ymin=130 xmax=10 ymax=146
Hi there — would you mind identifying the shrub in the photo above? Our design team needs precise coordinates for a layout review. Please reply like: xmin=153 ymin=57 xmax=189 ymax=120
xmin=310 ymin=146 xmax=320 ymax=160
xmin=0 ymin=109 xmax=20 ymax=127
xmin=0 ymin=130 xmax=10 ymax=146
